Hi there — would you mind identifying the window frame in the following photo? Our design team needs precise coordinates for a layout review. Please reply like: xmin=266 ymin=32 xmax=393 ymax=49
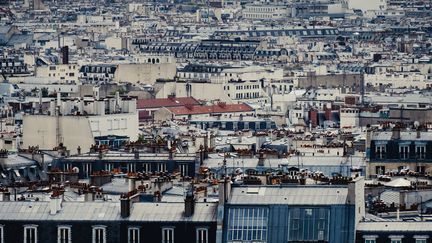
xmin=196 ymin=228 xmax=208 ymax=243
xmin=57 ymin=226 xmax=71 ymax=243
xmin=363 ymin=235 xmax=378 ymax=243
xmin=92 ymin=225 xmax=107 ymax=243
xmin=162 ymin=227 xmax=174 ymax=243
xmin=128 ymin=227 xmax=140 ymax=243
xmin=414 ymin=235 xmax=429 ymax=243
xmin=399 ymin=145 xmax=409 ymax=159
xmin=24 ymin=225 xmax=38 ymax=243
xmin=389 ymin=235 xmax=404 ymax=243
xmin=375 ymin=144 xmax=386 ymax=159
xmin=415 ymin=145 xmax=426 ymax=159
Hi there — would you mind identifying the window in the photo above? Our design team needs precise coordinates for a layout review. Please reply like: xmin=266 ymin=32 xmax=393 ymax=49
xmin=83 ymin=163 xmax=92 ymax=178
xmin=64 ymin=163 xmax=72 ymax=171
xmin=24 ymin=225 xmax=37 ymax=243
xmin=179 ymin=164 xmax=188 ymax=177
xmin=288 ymin=208 xmax=329 ymax=242
xmin=416 ymin=145 xmax=426 ymax=159
xmin=375 ymin=166 xmax=385 ymax=175
xmin=143 ymin=163 xmax=150 ymax=173
xmin=92 ymin=226 xmax=106 ymax=243
xmin=162 ymin=228 xmax=174 ymax=243
xmin=364 ymin=235 xmax=378 ymax=243
xmin=128 ymin=227 xmax=140 ymax=243
xmin=227 ymin=208 xmax=268 ymax=242
xmin=399 ymin=145 xmax=409 ymax=159
xmin=196 ymin=228 xmax=208 ymax=243
xmin=128 ymin=163 xmax=136 ymax=173
xmin=390 ymin=236 xmax=404 ymax=243
xmin=158 ymin=163 xmax=166 ymax=172
xmin=416 ymin=240 xmax=427 ymax=243
xmin=375 ymin=145 xmax=386 ymax=159
xmin=58 ymin=226 xmax=71 ymax=243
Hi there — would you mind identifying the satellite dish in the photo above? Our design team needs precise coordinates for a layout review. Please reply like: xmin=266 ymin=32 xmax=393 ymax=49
xmin=72 ymin=167 xmax=79 ymax=173
xmin=414 ymin=121 xmax=420 ymax=128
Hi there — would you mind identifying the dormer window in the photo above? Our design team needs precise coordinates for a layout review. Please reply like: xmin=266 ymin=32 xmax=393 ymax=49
xmin=399 ymin=145 xmax=409 ymax=159
xmin=375 ymin=144 xmax=386 ymax=159
xmin=415 ymin=145 xmax=426 ymax=159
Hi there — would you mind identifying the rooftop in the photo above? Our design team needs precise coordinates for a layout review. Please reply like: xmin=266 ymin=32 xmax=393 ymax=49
xmin=167 ymin=103 xmax=254 ymax=116
xmin=228 ymin=186 xmax=349 ymax=205
xmin=137 ymin=97 xmax=199 ymax=109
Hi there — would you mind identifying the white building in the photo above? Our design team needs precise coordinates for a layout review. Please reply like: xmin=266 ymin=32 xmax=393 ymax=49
xmin=346 ymin=0 xmax=387 ymax=12
xmin=22 ymin=96 xmax=138 ymax=154
xmin=340 ymin=107 xmax=360 ymax=128
xmin=35 ymin=64 xmax=80 ymax=84
xmin=364 ymin=72 xmax=430 ymax=89
xmin=242 ymin=4 xmax=290 ymax=20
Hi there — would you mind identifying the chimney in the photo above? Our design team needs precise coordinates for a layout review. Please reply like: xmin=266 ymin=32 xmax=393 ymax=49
xmin=416 ymin=129 xmax=421 ymax=139
xmin=1 ymin=190 xmax=10 ymax=201
xmin=50 ymin=194 xmax=62 ymax=215
xmin=61 ymin=46 xmax=69 ymax=65
xmin=84 ymin=191 xmax=95 ymax=202
xmin=77 ymin=146 xmax=81 ymax=155
xmin=218 ymin=177 xmax=231 ymax=205
xmin=57 ymin=92 xmax=61 ymax=108
xmin=258 ymin=152 xmax=265 ymax=166
xmin=391 ymin=127 xmax=401 ymax=140
xmin=184 ymin=188 xmax=195 ymax=217
xmin=347 ymin=176 xmax=365 ymax=229
xmin=128 ymin=176 xmax=136 ymax=192
xmin=120 ymin=197 xmax=131 ymax=218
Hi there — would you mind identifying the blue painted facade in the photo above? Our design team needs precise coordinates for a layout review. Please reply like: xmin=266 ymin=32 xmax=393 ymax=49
xmin=190 ymin=120 xmax=277 ymax=131
xmin=223 ymin=204 xmax=356 ymax=243
xmin=52 ymin=154 xmax=198 ymax=179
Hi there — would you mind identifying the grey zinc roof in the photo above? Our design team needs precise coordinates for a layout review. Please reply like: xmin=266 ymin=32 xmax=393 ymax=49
xmin=204 ymin=155 xmax=365 ymax=169
xmin=228 ymin=186 xmax=348 ymax=205
xmin=0 ymin=201 xmax=217 ymax=222
xmin=0 ymin=201 xmax=120 ymax=221
xmin=372 ymin=131 xmax=432 ymax=141
xmin=128 ymin=202 xmax=217 ymax=222
xmin=357 ymin=222 xmax=432 ymax=232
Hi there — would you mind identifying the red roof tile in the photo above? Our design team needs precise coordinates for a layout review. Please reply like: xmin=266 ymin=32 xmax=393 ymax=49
xmin=167 ymin=103 xmax=254 ymax=116
xmin=137 ymin=97 xmax=199 ymax=109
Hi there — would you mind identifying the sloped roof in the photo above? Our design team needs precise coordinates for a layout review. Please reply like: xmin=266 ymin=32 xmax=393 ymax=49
xmin=137 ymin=97 xmax=199 ymax=109
xmin=228 ymin=186 xmax=348 ymax=205
xmin=168 ymin=103 xmax=254 ymax=116
xmin=385 ymin=178 xmax=412 ymax=188
xmin=0 ymin=201 xmax=217 ymax=222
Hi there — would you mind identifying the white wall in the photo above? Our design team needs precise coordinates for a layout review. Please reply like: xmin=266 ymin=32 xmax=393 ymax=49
xmin=347 ymin=0 xmax=387 ymax=11
xmin=22 ymin=113 xmax=138 ymax=154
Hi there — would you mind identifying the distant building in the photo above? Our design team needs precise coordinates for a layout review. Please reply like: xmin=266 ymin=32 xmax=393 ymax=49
xmin=367 ymin=129 xmax=432 ymax=176
xmin=79 ymin=61 xmax=176 ymax=85
xmin=137 ymin=96 xmax=200 ymax=121
xmin=36 ymin=64 xmax=79 ymax=84
xmin=242 ymin=4 xmax=291 ymax=20
xmin=0 ymin=57 xmax=29 ymax=76
xmin=356 ymin=221 xmax=432 ymax=243
xmin=22 ymin=96 xmax=138 ymax=154
xmin=53 ymin=152 xmax=198 ymax=178
xmin=153 ymin=103 xmax=255 ymax=121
